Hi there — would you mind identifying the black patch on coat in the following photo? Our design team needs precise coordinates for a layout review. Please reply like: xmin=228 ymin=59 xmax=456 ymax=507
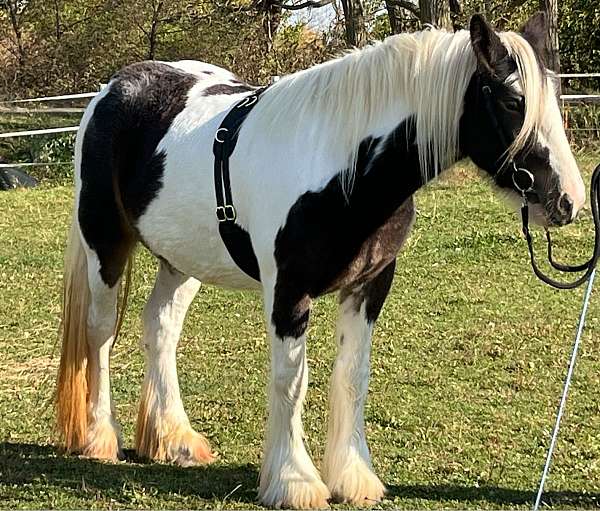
xmin=458 ymin=48 xmax=558 ymax=216
xmin=271 ymin=295 xmax=311 ymax=340
xmin=363 ymin=260 xmax=396 ymax=323
xmin=463 ymin=17 xmax=556 ymax=207
xmin=203 ymin=83 xmax=255 ymax=96
xmin=340 ymin=260 xmax=397 ymax=324
xmin=271 ymin=119 xmax=423 ymax=339
xmin=520 ymin=12 xmax=552 ymax=70
xmin=78 ymin=61 xmax=197 ymax=287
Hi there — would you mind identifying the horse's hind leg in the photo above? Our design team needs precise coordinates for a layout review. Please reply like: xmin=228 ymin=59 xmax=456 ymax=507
xmin=135 ymin=261 xmax=214 ymax=466
xmin=322 ymin=261 xmax=396 ymax=505
xmin=83 ymin=251 xmax=129 ymax=460
xmin=56 ymin=214 xmax=133 ymax=460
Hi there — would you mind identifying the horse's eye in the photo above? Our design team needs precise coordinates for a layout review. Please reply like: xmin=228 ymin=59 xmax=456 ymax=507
xmin=504 ymin=98 xmax=523 ymax=113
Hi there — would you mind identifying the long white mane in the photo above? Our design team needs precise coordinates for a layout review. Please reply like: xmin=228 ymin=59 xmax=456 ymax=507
xmin=253 ymin=28 xmax=547 ymax=188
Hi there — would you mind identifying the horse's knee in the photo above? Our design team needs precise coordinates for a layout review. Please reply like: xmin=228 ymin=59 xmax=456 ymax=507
xmin=271 ymin=292 xmax=311 ymax=339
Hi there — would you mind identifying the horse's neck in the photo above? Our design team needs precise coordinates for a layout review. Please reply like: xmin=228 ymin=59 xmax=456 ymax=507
xmin=346 ymin=118 xmax=442 ymax=221
xmin=316 ymin=30 xmax=473 ymax=181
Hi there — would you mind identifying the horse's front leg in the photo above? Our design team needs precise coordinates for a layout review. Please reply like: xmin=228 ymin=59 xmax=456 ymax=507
xmin=323 ymin=261 xmax=396 ymax=505
xmin=259 ymin=281 xmax=330 ymax=509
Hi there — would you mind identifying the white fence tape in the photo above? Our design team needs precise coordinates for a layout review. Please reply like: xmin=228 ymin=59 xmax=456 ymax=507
xmin=0 ymin=76 xmax=597 ymax=142
xmin=562 ymin=94 xmax=600 ymax=100
xmin=0 ymin=162 xmax=70 ymax=168
xmin=559 ymin=73 xmax=600 ymax=78
xmin=0 ymin=106 xmax=86 ymax=114
xmin=0 ymin=91 xmax=98 ymax=104
xmin=0 ymin=126 xmax=79 ymax=139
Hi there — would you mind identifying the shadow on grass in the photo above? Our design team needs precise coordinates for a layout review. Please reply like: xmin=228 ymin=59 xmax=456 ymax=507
xmin=3 ymin=443 xmax=599 ymax=508
xmin=387 ymin=483 xmax=600 ymax=508
xmin=0 ymin=442 xmax=259 ymax=503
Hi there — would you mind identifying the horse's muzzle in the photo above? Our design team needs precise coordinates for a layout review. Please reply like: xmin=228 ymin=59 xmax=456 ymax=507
xmin=548 ymin=192 xmax=575 ymax=226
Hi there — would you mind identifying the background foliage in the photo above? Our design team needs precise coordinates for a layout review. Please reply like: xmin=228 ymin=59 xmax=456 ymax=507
xmin=0 ymin=0 xmax=598 ymax=98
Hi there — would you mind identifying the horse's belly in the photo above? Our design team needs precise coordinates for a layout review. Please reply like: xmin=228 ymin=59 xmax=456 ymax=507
xmin=136 ymin=165 xmax=261 ymax=290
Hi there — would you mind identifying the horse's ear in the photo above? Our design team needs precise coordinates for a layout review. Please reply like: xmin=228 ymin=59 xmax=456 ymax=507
xmin=521 ymin=12 xmax=550 ymax=64
xmin=470 ymin=14 xmax=507 ymax=75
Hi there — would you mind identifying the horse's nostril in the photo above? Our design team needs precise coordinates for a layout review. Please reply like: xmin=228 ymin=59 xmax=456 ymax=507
xmin=558 ymin=193 xmax=574 ymax=219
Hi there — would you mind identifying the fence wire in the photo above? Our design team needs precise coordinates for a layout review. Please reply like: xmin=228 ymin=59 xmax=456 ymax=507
xmin=0 ymin=74 xmax=598 ymax=172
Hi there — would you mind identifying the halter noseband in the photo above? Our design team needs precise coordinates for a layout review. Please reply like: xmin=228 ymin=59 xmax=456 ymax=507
xmin=481 ymin=83 xmax=600 ymax=289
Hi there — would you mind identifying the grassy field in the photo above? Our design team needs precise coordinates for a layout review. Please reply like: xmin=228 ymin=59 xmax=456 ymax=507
xmin=1 ymin=153 xmax=600 ymax=509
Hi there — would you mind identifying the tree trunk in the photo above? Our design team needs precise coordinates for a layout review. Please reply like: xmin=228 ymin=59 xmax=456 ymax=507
xmin=340 ymin=0 xmax=367 ymax=47
xmin=539 ymin=0 xmax=560 ymax=73
xmin=147 ymin=0 xmax=164 ymax=60
xmin=385 ymin=0 xmax=404 ymax=34
xmin=419 ymin=0 xmax=451 ymax=29
xmin=5 ymin=0 xmax=26 ymax=68
xmin=53 ymin=0 xmax=62 ymax=41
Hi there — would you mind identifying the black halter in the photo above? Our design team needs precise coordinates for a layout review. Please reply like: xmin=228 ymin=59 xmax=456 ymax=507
xmin=212 ymin=87 xmax=269 ymax=282
xmin=482 ymin=85 xmax=600 ymax=290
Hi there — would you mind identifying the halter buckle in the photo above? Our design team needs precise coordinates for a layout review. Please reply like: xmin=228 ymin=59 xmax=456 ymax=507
xmin=216 ymin=206 xmax=227 ymax=222
xmin=237 ymin=94 xmax=258 ymax=109
xmin=224 ymin=205 xmax=236 ymax=221
xmin=216 ymin=205 xmax=236 ymax=222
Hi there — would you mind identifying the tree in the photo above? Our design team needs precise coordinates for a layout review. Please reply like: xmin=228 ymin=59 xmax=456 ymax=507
xmin=339 ymin=0 xmax=367 ymax=46
xmin=420 ymin=0 xmax=450 ymax=27
xmin=1 ymin=0 xmax=27 ymax=68
xmin=539 ymin=0 xmax=559 ymax=72
xmin=385 ymin=0 xmax=461 ymax=32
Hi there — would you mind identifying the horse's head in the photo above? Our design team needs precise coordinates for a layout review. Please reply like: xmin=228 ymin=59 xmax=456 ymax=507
xmin=460 ymin=13 xmax=585 ymax=226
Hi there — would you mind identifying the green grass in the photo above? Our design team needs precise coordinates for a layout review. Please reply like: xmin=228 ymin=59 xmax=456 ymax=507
xmin=1 ymin=153 xmax=600 ymax=509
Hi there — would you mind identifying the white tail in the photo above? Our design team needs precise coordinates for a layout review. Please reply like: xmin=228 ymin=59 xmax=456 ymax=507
xmin=55 ymin=214 xmax=132 ymax=453
xmin=55 ymin=217 xmax=91 ymax=452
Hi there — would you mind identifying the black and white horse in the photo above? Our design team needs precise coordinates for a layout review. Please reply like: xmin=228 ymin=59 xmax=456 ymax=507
xmin=56 ymin=14 xmax=585 ymax=509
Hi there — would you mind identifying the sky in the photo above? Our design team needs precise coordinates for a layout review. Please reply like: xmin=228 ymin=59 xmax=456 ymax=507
xmin=288 ymin=2 xmax=338 ymax=30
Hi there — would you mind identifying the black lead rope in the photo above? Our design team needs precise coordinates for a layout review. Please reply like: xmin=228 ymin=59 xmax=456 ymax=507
xmin=481 ymin=85 xmax=600 ymax=289
xmin=521 ymin=163 xmax=600 ymax=289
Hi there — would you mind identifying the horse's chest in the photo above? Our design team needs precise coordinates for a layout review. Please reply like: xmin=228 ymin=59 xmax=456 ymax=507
xmin=273 ymin=195 xmax=415 ymax=299
xmin=327 ymin=197 xmax=415 ymax=292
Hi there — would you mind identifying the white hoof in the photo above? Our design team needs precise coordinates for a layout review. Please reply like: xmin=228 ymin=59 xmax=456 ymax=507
xmin=259 ymin=471 xmax=330 ymax=509
xmin=324 ymin=457 xmax=385 ymax=506
xmin=82 ymin=415 xmax=122 ymax=461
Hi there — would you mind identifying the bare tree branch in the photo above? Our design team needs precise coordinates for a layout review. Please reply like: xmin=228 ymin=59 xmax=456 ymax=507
xmin=255 ymin=0 xmax=333 ymax=11
xmin=385 ymin=0 xmax=419 ymax=18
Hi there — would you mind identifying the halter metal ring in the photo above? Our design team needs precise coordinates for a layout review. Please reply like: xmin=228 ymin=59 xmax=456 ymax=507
xmin=237 ymin=94 xmax=258 ymax=109
xmin=215 ymin=127 xmax=229 ymax=143
xmin=512 ymin=165 xmax=534 ymax=194
xmin=245 ymin=95 xmax=258 ymax=107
